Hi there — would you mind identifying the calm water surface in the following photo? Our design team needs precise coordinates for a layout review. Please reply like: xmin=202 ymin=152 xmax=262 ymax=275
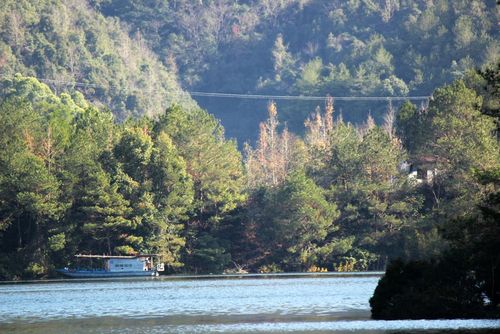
xmin=0 ymin=273 xmax=498 ymax=333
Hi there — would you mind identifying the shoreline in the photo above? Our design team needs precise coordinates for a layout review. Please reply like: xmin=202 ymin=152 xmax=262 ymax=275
xmin=0 ymin=271 xmax=385 ymax=284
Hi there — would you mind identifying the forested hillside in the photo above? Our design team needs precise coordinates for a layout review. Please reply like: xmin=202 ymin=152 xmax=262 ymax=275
xmin=92 ymin=0 xmax=498 ymax=141
xmin=0 ymin=0 xmax=195 ymax=121
xmin=1 ymin=0 xmax=497 ymax=142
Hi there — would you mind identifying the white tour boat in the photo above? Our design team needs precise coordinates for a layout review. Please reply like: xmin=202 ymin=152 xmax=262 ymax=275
xmin=57 ymin=254 xmax=165 ymax=278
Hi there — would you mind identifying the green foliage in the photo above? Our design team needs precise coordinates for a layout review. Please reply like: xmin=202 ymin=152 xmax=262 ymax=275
xmin=398 ymin=79 xmax=499 ymax=219
xmin=0 ymin=84 xmax=71 ymax=278
xmin=77 ymin=168 xmax=134 ymax=255
xmin=370 ymin=66 xmax=500 ymax=319
xmin=272 ymin=34 xmax=297 ymax=83
xmin=246 ymin=171 xmax=339 ymax=271
xmin=0 ymin=76 xmax=242 ymax=278
xmin=0 ymin=0 xmax=196 ymax=121
xmin=1 ymin=0 xmax=496 ymax=143
xmin=370 ymin=259 xmax=487 ymax=319
xmin=239 ymin=98 xmax=426 ymax=272
xmin=152 ymin=105 xmax=245 ymax=269
xmin=395 ymin=101 xmax=422 ymax=154
xmin=48 ymin=233 xmax=66 ymax=252
xmin=0 ymin=0 xmax=499 ymax=289
xmin=114 ymin=127 xmax=154 ymax=182
xmin=156 ymin=105 xmax=246 ymax=224
xmin=476 ymin=62 xmax=500 ymax=118
xmin=319 ymin=122 xmax=420 ymax=268
xmin=296 ymin=57 xmax=323 ymax=94
xmin=189 ymin=234 xmax=231 ymax=274
xmin=25 ymin=263 xmax=46 ymax=278
xmin=370 ymin=174 xmax=500 ymax=319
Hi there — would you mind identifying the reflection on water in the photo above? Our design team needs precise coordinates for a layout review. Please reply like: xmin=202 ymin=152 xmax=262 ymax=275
xmin=0 ymin=273 xmax=499 ymax=333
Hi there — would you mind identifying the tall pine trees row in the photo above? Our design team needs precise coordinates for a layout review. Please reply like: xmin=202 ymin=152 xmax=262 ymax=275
xmin=0 ymin=75 xmax=244 ymax=278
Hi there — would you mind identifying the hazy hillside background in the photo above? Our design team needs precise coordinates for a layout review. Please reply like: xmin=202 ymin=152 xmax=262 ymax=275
xmin=1 ymin=0 xmax=497 ymax=144
xmin=91 ymin=0 xmax=498 ymax=142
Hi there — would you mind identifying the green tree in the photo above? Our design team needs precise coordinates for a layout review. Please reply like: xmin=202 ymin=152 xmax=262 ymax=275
xmin=114 ymin=126 xmax=154 ymax=183
xmin=370 ymin=174 xmax=500 ymax=319
xmin=251 ymin=171 xmax=339 ymax=271
xmin=370 ymin=76 xmax=500 ymax=320
xmin=0 ymin=98 xmax=66 ymax=278
xmin=155 ymin=106 xmax=245 ymax=226
xmin=395 ymin=101 xmax=424 ymax=154
xmin=419 ymin=81 xmax=498 ymax=216
xmin=154 ymin=106 xmax=245 ymax=271
xmin=272 ymin=33 xmax=296 ymax=83
xmin=316 ymin=120 xmax=421 ymax=269
xmin=147 ymin=131 xmax=194 ymax=268
xmin=76 ymin=167 xmax=134 ymax=255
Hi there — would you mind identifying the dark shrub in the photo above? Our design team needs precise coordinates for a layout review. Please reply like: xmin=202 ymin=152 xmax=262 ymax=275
xmin=370 ymin=258 xmax=487 ymax=319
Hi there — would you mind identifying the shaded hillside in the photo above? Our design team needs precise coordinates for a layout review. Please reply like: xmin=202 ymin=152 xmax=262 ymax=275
xmin=0 ymin=0 xmax=196 ymax=121
xmin=92 ymin=0 xmax=498 ymax=142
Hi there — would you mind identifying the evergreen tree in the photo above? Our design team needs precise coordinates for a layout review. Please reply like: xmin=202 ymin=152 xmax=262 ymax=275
xmin=76 ymin=167 xmax=133 ymax=255
xmin=147 ymin=132 xmax=194 ymax=268
xmin=249 ymin=171 xmax=339 ymax=271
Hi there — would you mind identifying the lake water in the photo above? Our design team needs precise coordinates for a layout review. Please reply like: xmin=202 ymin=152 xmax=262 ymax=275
xmin=0 ymin=273 xmax=498 ymax=333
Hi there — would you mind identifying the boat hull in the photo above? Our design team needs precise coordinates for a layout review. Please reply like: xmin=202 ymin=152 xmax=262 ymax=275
xmin=56 ymin=269 xmax=158 ymax=278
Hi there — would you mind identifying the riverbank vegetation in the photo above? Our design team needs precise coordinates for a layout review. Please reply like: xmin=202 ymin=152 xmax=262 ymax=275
xmin=369 ymin=63 xmax=500 ymax=319
xmin=0 ymin=74 xmax=244 ymax=277
xmin=0 ymin=63 xmax=498 ymax=284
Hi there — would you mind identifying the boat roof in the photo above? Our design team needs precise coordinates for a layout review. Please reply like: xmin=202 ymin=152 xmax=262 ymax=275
xmin=74 ymin=254 xmax=159 ymax=259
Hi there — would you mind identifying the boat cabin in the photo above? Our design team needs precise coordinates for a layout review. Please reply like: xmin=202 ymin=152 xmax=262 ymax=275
xmin=74 ymin=254 xmax=163 ymax=272
xmin=106 ymin=257 xmax=150 ymax=272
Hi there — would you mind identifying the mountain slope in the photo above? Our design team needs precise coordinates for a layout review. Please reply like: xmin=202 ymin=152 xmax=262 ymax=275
xmin=92 ymin=0 xmax=499 ymax=142
xmin=0 ymin=0 xmax=196 ymax=121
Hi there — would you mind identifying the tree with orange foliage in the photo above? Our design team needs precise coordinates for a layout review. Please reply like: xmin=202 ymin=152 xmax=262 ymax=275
xmin=245 ymin=101 xmax=295 ymax=188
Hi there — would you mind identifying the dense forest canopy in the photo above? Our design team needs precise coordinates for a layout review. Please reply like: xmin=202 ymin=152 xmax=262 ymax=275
xmin=0 ymin=75 xmax=245 ymax=277
xmin=0 ymin=0 xmax=496 ymax=142
xmin=0 ymin=65 xmax=498 ymax=282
